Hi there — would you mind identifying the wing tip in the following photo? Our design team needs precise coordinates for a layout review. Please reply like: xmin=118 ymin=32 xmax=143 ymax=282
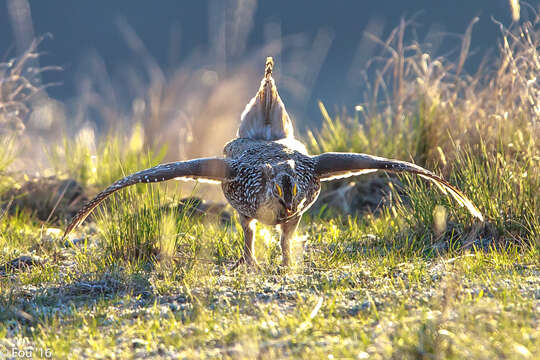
xmin=467 ymin=203 xmax=484 ymax=222
xmin=62 ymin=221 xmax=77 ymax=240
xmin=438 ymin=179 xmax=484 ymax=222
xmin=62 ymin=211 xmax=86 ymax=240
xmin=418 ymin=172 xmax=484 ymax=222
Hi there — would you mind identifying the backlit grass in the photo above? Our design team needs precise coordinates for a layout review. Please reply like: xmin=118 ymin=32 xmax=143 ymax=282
xmin=0 ymin=14 xmax=539 ymax=360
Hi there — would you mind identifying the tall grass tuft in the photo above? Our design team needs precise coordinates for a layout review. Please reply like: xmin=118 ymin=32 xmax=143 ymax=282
xmin=0 ymin=35 xmax=60 ymax=133
xmin=96 ymin=184 xmax=198 ymax=268
xmin=308 ymin=16 xmax=540 ymax=250
xmin=311 ymin=16 xmax=539 ymax=164
xmin=388 ymin=140 xmax=539 ymax=251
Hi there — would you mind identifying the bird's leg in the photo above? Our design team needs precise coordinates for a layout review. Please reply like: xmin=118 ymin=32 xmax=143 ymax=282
xmin=231 ymin=214 xmax=259 ymax=270
xmin=279 ymin=216 xmax=302 ymax=267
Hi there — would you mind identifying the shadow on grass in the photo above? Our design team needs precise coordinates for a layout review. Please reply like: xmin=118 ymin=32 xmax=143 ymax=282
xmin=0 ymin=269 xmax=155 ymax=327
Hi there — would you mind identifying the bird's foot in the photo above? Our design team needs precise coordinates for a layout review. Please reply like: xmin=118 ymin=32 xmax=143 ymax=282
xmin=230 ymin=256 xmax=260 ymax=271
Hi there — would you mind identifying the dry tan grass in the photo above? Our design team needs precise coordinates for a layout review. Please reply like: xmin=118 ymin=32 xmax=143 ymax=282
xmin=0 ymin=36 xmax=57 ymax=133
xmin=324 ymin=14 xmax=540 ymax=169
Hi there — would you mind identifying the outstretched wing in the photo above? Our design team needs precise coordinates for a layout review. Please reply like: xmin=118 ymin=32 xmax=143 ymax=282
xmin=63 ymin=157 xmax=233 ymax=237
xmin=313 ymin=152 xmax=483 ymax=221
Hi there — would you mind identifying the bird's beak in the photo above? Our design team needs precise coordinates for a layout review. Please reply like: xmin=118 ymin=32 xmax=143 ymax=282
xmin=285 ymin=205 xmax=294 ymax=216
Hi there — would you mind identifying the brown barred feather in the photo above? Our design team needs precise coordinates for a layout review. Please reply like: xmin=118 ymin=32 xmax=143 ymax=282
xmin=313 ymin=152 xmax=484 ymax=221
xmin=63 ymin=158 xmax=231 ymax=238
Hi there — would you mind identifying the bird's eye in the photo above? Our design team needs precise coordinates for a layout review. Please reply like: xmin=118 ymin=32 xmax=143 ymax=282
xmin=292 ymin=183 xmax=297 ymax=196
xmin=275 ymin=183 xmax=283 ymax=197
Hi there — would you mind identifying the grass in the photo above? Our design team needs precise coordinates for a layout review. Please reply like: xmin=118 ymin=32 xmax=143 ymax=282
xmin=0 ymin=216 xmax=537 ymax=358
xmin=0 ymin=35 xmax=60 ymax=134
xmin=0 ymin=14 xmax=539 ymax=360
xmin=48 ymin=123 xmax=167 ymax=189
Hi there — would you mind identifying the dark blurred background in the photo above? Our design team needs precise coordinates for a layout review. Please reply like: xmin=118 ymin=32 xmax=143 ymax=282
xmin=2 ymin=1 xmax=523 ymax=126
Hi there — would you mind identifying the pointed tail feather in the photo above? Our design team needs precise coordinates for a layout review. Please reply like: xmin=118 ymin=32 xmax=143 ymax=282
xmin=237 ymin=56 xmax=294 ymax=140
xmin=313 ymin=152 xmax=484 ymax=221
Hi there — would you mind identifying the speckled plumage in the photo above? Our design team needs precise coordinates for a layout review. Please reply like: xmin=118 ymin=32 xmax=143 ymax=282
xmin=64 ymin=57 xmax=483 ymax=269
xmin=222 ymin=138 xmax=320 ymax=225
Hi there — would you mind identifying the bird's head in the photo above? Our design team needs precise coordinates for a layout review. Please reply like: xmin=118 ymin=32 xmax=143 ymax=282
xmin=272 ymin=173 xmax=298 ymax=217
xmin=261 ymin=161 xmax=306 ymax=221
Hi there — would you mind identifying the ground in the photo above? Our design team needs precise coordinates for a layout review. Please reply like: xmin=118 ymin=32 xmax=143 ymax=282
xmin=0 ymin=206 xmax=538 ymax=359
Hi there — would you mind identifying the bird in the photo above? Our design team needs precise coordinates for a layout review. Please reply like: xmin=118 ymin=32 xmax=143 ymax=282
xmin=63 ymin=57 xmax=484 ymax=268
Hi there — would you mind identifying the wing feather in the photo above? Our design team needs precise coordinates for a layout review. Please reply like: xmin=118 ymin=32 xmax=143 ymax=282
xmin=313 ymin=152 xmax=483 ymax=221
xmin=63 ymin=157 xmax=232 ymax=237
